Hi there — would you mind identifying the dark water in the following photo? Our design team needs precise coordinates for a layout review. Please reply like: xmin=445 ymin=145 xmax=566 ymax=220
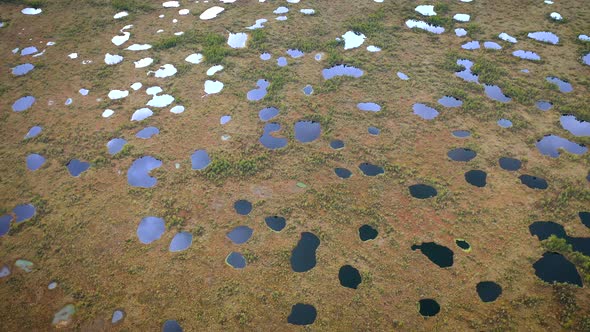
xmin=66 ymin=159 xmax=90 ymax=177
xmin=107 ymin=138 xmax=127 ymax=155
xmin=546 ymin=76 xmax=573 ymax=93
xmin=334 ymin=168 xmax=352 ymax=179
xmin=26 ymin=153 xmax=45 ymax=171
xmin=169 ymin=232 xmax=193 ymax=252
xmin=408 ymin=184 xmax=437 ymax=199
xmin=291 ymin=232 xmax=320 ymax=272
xmin=464 ymin=170 xmax=487 ymax=187
xmin=533 ymin=252 xmax=582 ymax=287
xmin=330 ymin=139 xmax=344 ymax=150
xmin=234 ymin=200 xmax=252 ymax=215
xmin=294 ymin=120 xmax=321 ymax=143
xmin=162 ymin=320 xmax=183 ymax=332
xmin=448 ymin=148 xmax=476 ymax=162
xmin=339 ymin=265 xmax=362 ymax=289
xmin=580 ymin=212 xmax=590 ymax=229
xmin=529 ymin=221 xmax=566 ymax=240
xmin=368 ymin=126 xmax=380 ymax=135
xmin=136 ymin=216 xmax=165 ymax=244
xmin=498 ymin=157 xmax=521 ymax=171
xmin=227 ymin=226 xmax=253 ymax=244
xmin=13 ymin=204 xmax=36 ymax=223
xmin=191 ymin=150 xmax=211 ymax=170
xmin=455 ymin=239 xmax=470 ymax=251
xmin=136 ymin=126 xmax=159 ymax=139
xmin=519 ymin=175 xmax=548 ymax=190
xmin=265 ymin=216 xmax=286 ymax=232
xmin=358 ymin=163 xmax=384 ymax=176
xmin=127 ymin=156 xmax=162 ymax=188
xmin=259 ymin=123 xmax=288 ymax=149
xmin=277 ymin=57 xmax=287 ymax=67
xmin=287 ymin=303 xmax=317 ymax=325
xmin=411 ymin=242 xmax=454 ymax=267
xmin=476 ymin=281 xmax=502 ymax=302
xmin=418 ymin=299 xmax=440 ymax=317
xmin=322 ymin=65 xmax=364 ymax=79
xmin=226 ymin=252 xmax=247 ymax=269
xmin=12 ymin=96 xmax=36 ymax=112
xmin=359 ymin=225 xmax=378 ymax=241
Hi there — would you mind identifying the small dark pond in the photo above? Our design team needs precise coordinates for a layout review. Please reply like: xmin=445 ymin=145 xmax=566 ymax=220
xmin=476 ymin=281 xmax=502 ymax=302
xmin=291 ymin=232 xmax=320 ymax=272
xmin=452 ymin=130 xmax=471 ymax=138
xmin=358 ymin=163 xmax=384 ymax=176
xmin=227 ymin=226 xmax=253 ymax=244
xmin=519 ymin=175 xmax=548 ymax=190
xmin=499 ymin=157 xmax=521 ymax=171
xmin=533 ymin=252 xmax=582 ymax=287
xmin=339 ymin=265 xmax=361 ymax=289
xmin=408 ymin=184 xmax=437 ymax=199
xmin=128 ymin=156 xmax=162 ymax=187
xmin=330 ymin=139 xmax=344 ymax=150
xmin=448 ymin=148 xmax=476 ymax=162
xmin=359 ymin=225 xmax=378 ymax=241
xmin=368 ymin=126 xmax=380 ymax=135
xmin=580 ymin=212 xmax=590 ymax=229
xmin=66 ymin=159 xmax=90 ymax=177
xmin=0 ymin=215 xmax=11 ymax=237
xmin=455 ymin=239 xmax=471 ymax=252
xmin=411 ymin=242 xmax=454 ymax=267
xmin=418 ymin=299 xmax=440 ymax=317
xmin=287 ymin=303 xmax=317 ymax=325
xmin=465 ymin=170 xmax=487 ymax=187
xmin=265 ymin=216 xmax=286 ymax=232
xmin=162 ymin=320 xmax=183 ymax=332
xmin=334 ymin=168 xmax=352 ymax=179
xmin=234 ymin=200 xmax=252 ymax=215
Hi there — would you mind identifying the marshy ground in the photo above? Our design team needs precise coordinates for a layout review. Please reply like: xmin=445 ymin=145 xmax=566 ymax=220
xmin=1 ymin=0 xmax=590 ymax=330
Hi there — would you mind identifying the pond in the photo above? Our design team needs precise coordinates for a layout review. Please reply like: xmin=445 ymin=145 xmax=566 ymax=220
xmin=260 ymin=123 xmax=288 ymax=149
xmin=512 ymin=50 xmax=541 ymax=61
xmin=227 ymin=226 xmax=253 ymax=244
xmin=107 ymin=138 xmax=127 ymax=155
xmin=533 ymin=252 xmax=582 ymax=287
xmin=448 ymin=148 xmax=476 ymax=161
xmin=162 ymin=320 xmax=183 ymax=332
xmin=334 ymin=168 xmax=352 ymax=179
xmin=322 ymin=65 xmax=363 ymax=79
xmin=358 ymin=163 xmax=384 ymax=176
xmin=66 ymin=159 xmax=90 ymax=177
xmin=476 ymin=281 xmax=502 ymax=302
xmin=25 ymin=126 xmax=42 ymax=139
xmin=408 ymin=184 xmax=437 ymax=199
xmin=247 ymin=79 xmax=270 ymax=101
xmin=291 ymin=232 xmax=320 ymax=272
xmin=546 ymin=76 xmax=573 ymax=93
xmin=136 ymin=216 xmax=165 ymax=244
xmin=535 ymin=101 xmax=552 ymax=111
xmin=455 ymin=239 xmax=471 ymax=252
xmin=12 ymin=96 xmax=36 ymax=112
xmin=359 ymin=225 xmax=378 ymax=241
xmin=411 ymin=242 xmax=454 ymax=267
xmin=438 ymin=96 xmax=463 ymax=108
xmin=26 ymin=153 xmax=45 ymax=171
xmin=294 ymin=120 xmax=321 ymax=143
xmin=287 ymin=303 xmax=317 ymax=325
xmin=330 ymin=139 xmax=344 ymax=150
xmin=12 ymin=63 xmax=35 ymax=76
xmin=484 ymin=84 xmax=511 ymax=103
xmin=136 ymin=127 xmax=159 ymax=139
xmin=519 ymin=175 xmax=548 ymax=190
xmin=413 ymin=103 xmax=439 ymax=120
xmin=498 ymin=157 xmax=521 ymax=171
xmin=191 ymin=150 xmax=211 ymax=170
xmin=465 ymin=170 xmax=487 ymax=187
xmin=357 ymin=102 xmax=381 ymax=112
xmin=560 ymin=115 xmax=590 ymax=137
xmin=259 ymin=107 xmax=279 ymax=121
xmin=339 ymin=265 xmax=362 ymax=289
xmin=405 ymin=19 xmax=445 ymax=34
xmin=452 ymin=130 xmax=471 ymax=138
xmin=127 ymin=156 xmax=162 ymax=188
xmin=234 ymin=200 xmax=252 ymax=215
xmin=169 ymin=232 xmax=193 ymax=252
xmin=418 ymin=299 xmax=440 ymax=317
xmin=226 ymin=252 xmax=247 ymax=269
xmin=265 ymin=216 xmax=286 ymax=232
xmin=528 ymin=31 xmax=559 ymax=44
xmin=13 ymin=204 xmax=36 ymax=222
xmin=536 ymin=135 xmax=587 ymax=157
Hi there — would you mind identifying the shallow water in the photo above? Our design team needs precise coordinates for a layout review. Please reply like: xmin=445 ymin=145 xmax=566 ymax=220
xmin=452 ymin=130 xmax=471 ymax=138
xmin=12 ymin=63 xmax=35 ymax=76
xmin=334 ymin=168 xmax=353 ymax=179
xmin=497 ymin=119 xmax=512 ymax=128
xmin=169 ymin=232 xmax=193 ymax=252
xmin=234 ymin=200 xmax=252 ymax=215
xmin=368 ymin=126 xmax=380 ymax=135
xmin=448 ymin=148 xmax=476 ymax=161
xmin=438 ymin=96 xmax=463 ymax=108
xmin=259 ymin=123 xmax=288 ymax=149
xmin=286 ymin=49 xmax=304 ymax=58
xmin=136 ymin=127 xmax=159 ymax=139
xmin=342 ymin=31 xmax=366 ymax=50
xmin=498 ymin=157 xmax=521 ymax=171
xmin=26 ymin=153 xmax=45 ymax=171
xmin=0 ymin=215 xmax=11 ymax=237
xmin=12 ymin=96 xmax=36 ymax=112
xmin=405 ymin=20 xmax=444 ymax=34
xmin=13 ymin=204 xmax=36 ymax=222
xmin=259 ymin=107 xmax=279 ymax=121
xmin=357 ymin=102 xmax=381 ymax=112
xmin=330 ymin=139 xmax=344 ymax=150
xmin=484 ymin=84 xmax=511 ymax=103
xmin=228 ymin=32 xmax=248 ymax=48
xmin=528 ymin=31 xmax=559 ymax=44
xmin=462 ymin=41 xmax=480 ymax=50
xmin=303 ymin=85 xmax=313 ymax=95
xmin=247 ymin=79 xmax=270 ymax=101
xmin=512 ymin=50 xmax=541 ymax=61
xmin=536 ymin=100 xmax=552 ymax=111
xmin=162 ymin=320 xmax=183 ymax=332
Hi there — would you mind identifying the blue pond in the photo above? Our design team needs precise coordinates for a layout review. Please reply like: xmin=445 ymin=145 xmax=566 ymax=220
xmin=546 ymin=76 xmax=573 ymax=93
xmin=536 ymin=101 xmax=552 ymax=111
xmin=26 ymin=153 xmax=45 ymax=171
xmin=536 ymin=135 xmax=587 ymax=158
xmin=413 ymin=103 xmax=439 ymax=120
xmin=136 ymin=216 xmax=165 ymax=244
xmin=25 ymin=126 xmax=42 ymax=139
xmin=368 ymin=126 xmax=380 ymax=135
xmin=127 ymin=156 xmax=162 ymax=188
xmin=560 ymin=115 xmax=590 ymax=137
xmin=136 ymin=127 xmax=159 ymax=139
xmin=107 ymin=138 xmax=127 ymax=155
xmin=291 ymin=232 xmax=320 ymax=272
xmin=334 ymin=167 xmax=352 ymax=179
xmin=465 ymin=170 xmax=487 ymax=187
xmin=294 ymin=121 xmax=321 ymax=143
xmin=260 ymin=52 xmax=271 ymax=60
xmin=162 ymin=320 xmax=183 ymax=332
xmin=234 ymin=200 xmax=252 ymax=215
xmin=13 ymin=204 xmax=36 ymax=223
xmin=357 ymin=102 xmax=381 ymax=112
xmin=408 ymin=184 xmax=437 ymax=199
xmin=66 ymin=159 xmax=90 ymax=177
xmin=0 ymin=215 xmax=12 ymax=237
xmin=497 ymin=119 xmax=512 ymax=128
xmin=448 ymin=148 xmax=476 ymax=161
xmin=484 ymin=85 xmax=511 ymax=103
xmin=12 ymin=96 xmax=36 ymax=112
xmin=452 ymin=130 xmax=471 ymax=138
xmin=259 ymin=107 xmax=279 ymax=121
xmin=455 ymin=59 xmax=479 ymax=83
xmin=499 ymin=157 xmax=521 ymax=171
xmin=438 ymin=96 xmax=463 ymax=108
xmin=259 ymin=123 xmax=288 ymax=149
xmin=265 ymin=216 xmax=286 ymax=232
xmin=322 ymin=65 xmax=363 ymax=79
xmin=519 ymin=174 xmax=548 ymax=190
xmin=277 ymin=57 xmax=287 ymax=67
xmin=286 ymin=49 xmax=304 ymax=58
xmin=247 ymin=79 xmax=270 ymax=101
xmin=12 ymin=63 xmax=35 ymax=76
xmin=169 ymin=232 xmax=193 ymax=252
xmin=226 ymin=252 xmax=246 ymax=269
xmin=227 ymin=226 xmax=253 ymax=244
xmin=330 ymin=139 xmax=344 ymax=149
xmin=303 ymin=85 xmax=313 ymax=95
xmin=512 ymin=50 xmax=541 ymax=61
xmin=191 ymin=150 xmax=211 ymax=170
